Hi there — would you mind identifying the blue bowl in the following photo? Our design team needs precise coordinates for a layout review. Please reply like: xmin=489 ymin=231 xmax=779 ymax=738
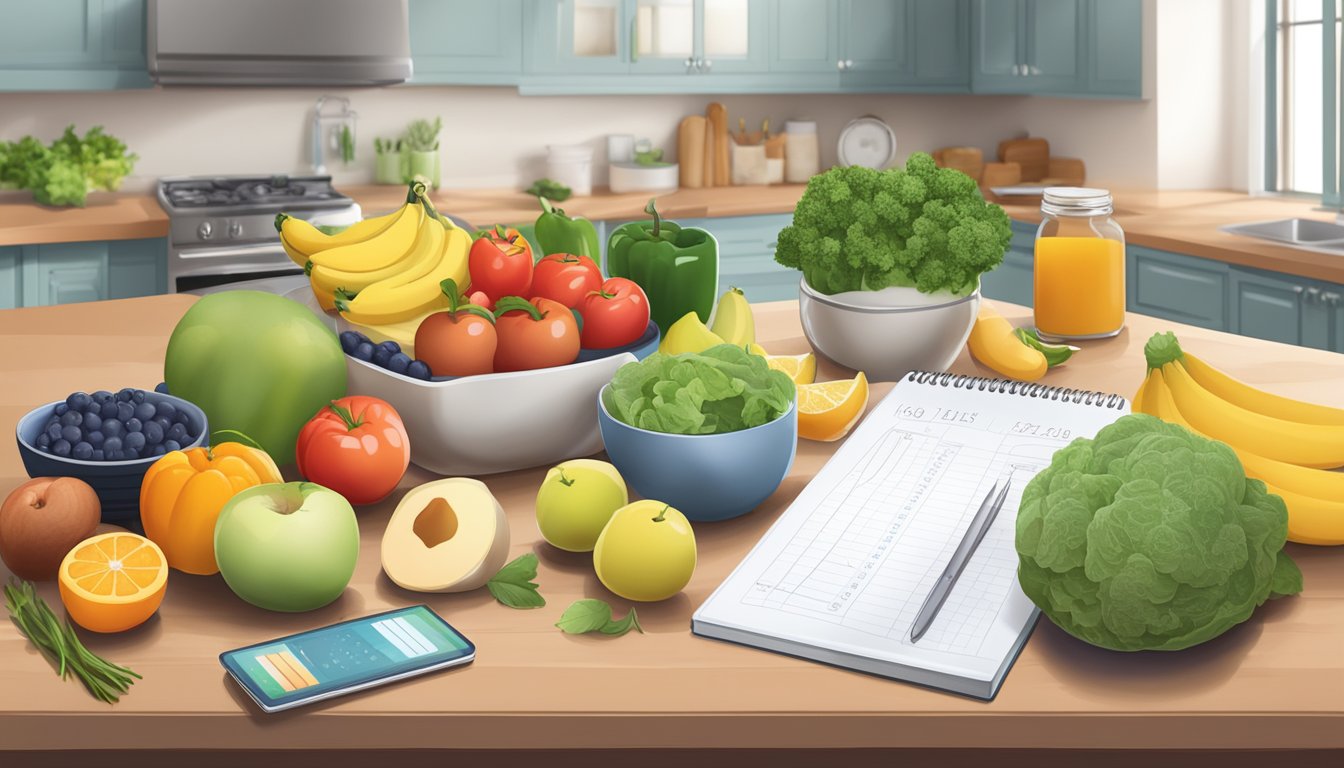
xmin=15 ymin=392 xmax=209 ymax=525
xmin=597 ymin=385 xmax=797 ymax=522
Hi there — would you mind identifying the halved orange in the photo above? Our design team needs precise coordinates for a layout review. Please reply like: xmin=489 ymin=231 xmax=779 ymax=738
xmin=797 ymin=372 xmax=870 ymax=442
xmin=59 ymin=532 xmax=168 ymax=634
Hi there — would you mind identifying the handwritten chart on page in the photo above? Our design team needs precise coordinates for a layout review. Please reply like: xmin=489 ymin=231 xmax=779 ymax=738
xmin=694 ymin=376 xmax=1129 ymax=698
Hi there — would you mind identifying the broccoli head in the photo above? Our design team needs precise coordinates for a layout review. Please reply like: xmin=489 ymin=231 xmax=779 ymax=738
xmin=774 ymin=152 xmax=1012 ymax=296
xmin=1015 ymin=414 xmax=1302 ymax=652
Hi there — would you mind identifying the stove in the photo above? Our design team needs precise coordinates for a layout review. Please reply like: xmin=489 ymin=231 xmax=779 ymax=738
xmin=157 ymin=175 xmax=360 ymax=294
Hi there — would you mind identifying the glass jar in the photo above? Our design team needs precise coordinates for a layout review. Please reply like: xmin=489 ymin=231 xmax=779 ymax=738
xmin=1033 ymin=187 xmax=1126 ymax=341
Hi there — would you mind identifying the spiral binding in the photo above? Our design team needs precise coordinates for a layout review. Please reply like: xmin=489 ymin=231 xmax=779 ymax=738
xmin=905 ymin=371 xmax=1128 ymax=410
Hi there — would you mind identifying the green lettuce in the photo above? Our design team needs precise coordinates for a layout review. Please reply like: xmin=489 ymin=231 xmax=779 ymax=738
xmin=604 ymin=344 xmax=795 ymax=435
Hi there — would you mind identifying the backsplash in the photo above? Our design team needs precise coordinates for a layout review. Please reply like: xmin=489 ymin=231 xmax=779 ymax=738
xmin=0 ymin=86 xmax=1162 ymax=192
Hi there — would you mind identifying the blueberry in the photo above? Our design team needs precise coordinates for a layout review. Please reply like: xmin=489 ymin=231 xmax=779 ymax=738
xmin=83 ymin=412 xmax=101 ymax=432
xmin=105 ymin=449 xmax=123 ymax=461
xmin=131 ymin=390 xmax=146 ymax=404
xmin=73 ymin=441 xmax=93 ymax=460
xmin=67 ymin=392 xmax=91 ymax=412
xmin=60 ymin=410 xmax=82 ymax=428
xmin=354 ymin=342 xmax=375 ymax=362
xmin=52 ymin=438 xmax=71 ymax=458
xmin=100 ymin=400 xmax=118 ymax=419
xmin=91 ymin=449 xmax=104 ymax=461
xmin=87 ymin=430 xmax=104 ymax=447
xmin=45 ymin=422 xmax=64 ymax=442
xmin=153 ymin=416 xmax=171 ymax=433
xmin=406 ymin=360 xmax=432 ymax=380
xmin=116 ymin=401 xmax=135 ymax=422
xmin=125 ymin=448 xmax=140 ymax=460
xmin=54 ymin=403 xmax=69 ymax=416
xmin=173 ymin=409 xmax=190 ymax=425
xmin=134 ymin=401 xmax=156 ymax=421
xmin=103 ymin=436 xmax=123 ymax=453
xmin=125 ymin=431 xmax=146 ymax=452
xmin=143 ymin=420 xmax=164 ymax=445
xmin=156 ymin=401 xmax=176 ymax=422
xmin=103 ymin=418 xmax=124 ymax=438
xmin=166 ymin=423 xmax=187 ymax=444
xmin=61 ymin=424 xmax=82 ymax=444
xmin=150 ymin=444 xmax=166 ymax=457
xmin=388 ymin=352 xmax=411 ymax=374
xmin=379 ymin=340 xmax=401 ymax=354
xmin=340 ymin=331 xmax=362 ymax=354
xmin=92 ymin=390 xmax=112 ymax=403
xmin=162 ymin=439 xmax=181 ymax=453
xmin=373 ymin=346 xmax=392 ymax=367
xmin=117 ymin=388 xmax=136 ymax=402
xmin=126 ymin=417 xmax=143 ymax=434
xmin=36 ymin=433 xmax=51 ymax=449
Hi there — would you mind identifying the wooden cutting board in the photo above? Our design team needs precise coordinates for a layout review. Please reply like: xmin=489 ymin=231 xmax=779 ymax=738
xmin=706 ymin=102 xmax=730 ymax=186
xmin=678 ymin=115 xmax=707 ymax=189
xmin=934 ymin=146 xmax=985 ymax=182
xmin=997 ymin=137 xmax=1050 ymax=182
xmin=703 ymin=119 xmax=716 ymax=187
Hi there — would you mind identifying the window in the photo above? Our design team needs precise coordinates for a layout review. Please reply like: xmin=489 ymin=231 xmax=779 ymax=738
xmin=1269 ymin=0 xmax=1342 ymax=199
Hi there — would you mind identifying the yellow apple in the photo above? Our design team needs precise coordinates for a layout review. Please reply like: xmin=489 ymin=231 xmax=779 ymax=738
xmin=593 ymin=500 xmax=696 ymax=601
xmin=535 ymin=459 xmax=628 ymax=552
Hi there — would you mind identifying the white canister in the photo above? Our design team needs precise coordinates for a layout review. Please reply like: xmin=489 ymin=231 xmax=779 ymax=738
xmin=784 ymin=120 xmax=820 ymax=183
xmin=546 ymin=144 xmax=594 ymax=197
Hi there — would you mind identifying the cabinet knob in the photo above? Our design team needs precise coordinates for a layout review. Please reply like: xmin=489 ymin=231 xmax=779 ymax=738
xmin=1306 ymin=286 xmax=1322 ymax=302
xmin=1028 ymin=65 xmax=1041 ymax=75
xmin=685 ymin=57 xmax=695 ymax=70
xmin=1293 ymin=285 xmax=1305 ymax=294
xmin=701 ymin=58 xmax=712 ymax=71
xmin=837 ymin=59 xmax=847 ymax=71
xmin=1325 ymin=291 xmax=1342 ymax=306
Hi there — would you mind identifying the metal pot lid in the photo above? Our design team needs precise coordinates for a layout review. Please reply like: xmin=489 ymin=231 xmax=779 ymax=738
xmin=837 ymin=116 xmax=897 ymax=170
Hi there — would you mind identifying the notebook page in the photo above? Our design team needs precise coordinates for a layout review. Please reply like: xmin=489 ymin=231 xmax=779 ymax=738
xmin=695 ymin=378 xmax=1128 ymax=683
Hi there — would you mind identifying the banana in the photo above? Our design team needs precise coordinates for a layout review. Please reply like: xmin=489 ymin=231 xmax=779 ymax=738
xmin=341 ymin=304 xmax=444 ymax=354
xmin=334 ymin=226 xmax=468 ymax=326
xmin=275 ymin=208 xmax=400 ymax=259
xmin=310 ymin=212 xmax=445 ymax=295
xmin=307 ymin=200 xmax=424 ymax=273
xmin=967 ymin=305 xmax=1046 ymax=381
xmin=710 ymin=287 xmax=755 ymax=346
xmin=310 ymin=273 xmax=337 ymax=312
xmin=1161 ymin=360 xmax=1344 ymax=469
xmin=1131 ymin=369 xmax=1151 ymax=414
xmin=1179 ymin=352 xmax=1344 ymax=426
xmin=1145 ymin=369 xmax=1344 ymax=545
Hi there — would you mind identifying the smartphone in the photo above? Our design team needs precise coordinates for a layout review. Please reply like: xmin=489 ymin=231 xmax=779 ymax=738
xmin=220 ymin=605 xmax=475 ymax=713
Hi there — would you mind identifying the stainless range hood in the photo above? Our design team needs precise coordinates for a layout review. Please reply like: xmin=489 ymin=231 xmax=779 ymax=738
xmin=147 ymin=0 xmax=412 ymax=86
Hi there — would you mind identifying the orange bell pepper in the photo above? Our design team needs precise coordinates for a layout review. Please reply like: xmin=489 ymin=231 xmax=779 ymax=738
xmin=140 ymin=442 xmax=282 ymax=575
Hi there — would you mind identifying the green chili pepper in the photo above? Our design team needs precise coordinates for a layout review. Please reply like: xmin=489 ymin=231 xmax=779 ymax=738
xmin=605 ymin=198 xmax=719 ymax=334
xmin=534 ymin=197 xmax=600 ymax=261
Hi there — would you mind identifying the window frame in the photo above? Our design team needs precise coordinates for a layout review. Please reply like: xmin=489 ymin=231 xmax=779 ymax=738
xmin=1267 ymin=0 xmax=1343 ymax=202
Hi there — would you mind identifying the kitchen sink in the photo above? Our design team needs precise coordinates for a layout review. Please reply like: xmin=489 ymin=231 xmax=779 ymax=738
xmin=1221 ymin=218 xmax=1344 ymax=253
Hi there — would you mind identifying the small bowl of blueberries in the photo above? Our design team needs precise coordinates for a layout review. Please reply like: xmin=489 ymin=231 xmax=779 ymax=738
xmin=15 ymin=388 xmax=208 ymax=524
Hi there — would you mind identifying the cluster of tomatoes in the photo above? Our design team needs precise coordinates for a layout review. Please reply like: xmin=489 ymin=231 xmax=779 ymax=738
xmin=415 ymin=227 xmax=651 ymax=377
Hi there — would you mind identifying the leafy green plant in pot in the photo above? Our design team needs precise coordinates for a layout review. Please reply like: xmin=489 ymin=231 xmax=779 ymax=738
xmin=775 ymin=153 xmax=1013 ymax=380
xmin=403 ymin=117 xmax=442 ymax=189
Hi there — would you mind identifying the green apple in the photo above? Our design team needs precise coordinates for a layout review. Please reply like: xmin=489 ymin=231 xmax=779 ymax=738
xmin=535 ymin=459 xmax=628 ymax=552
xmin=164 ymin=290 xmax=346 ymax=465
xmin=593 ymin=500 xmax=696 ymax=602
xmin=214 ymin=482 xmax=359 ymax=612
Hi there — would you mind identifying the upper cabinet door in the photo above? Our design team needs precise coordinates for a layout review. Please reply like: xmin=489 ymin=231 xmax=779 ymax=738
xmin=699 ymin=0 xmax=768 ymax=74
xmin=1021 ymin=0 xmax=1081 ymax=92
xmin=971 ymin=0 xmax=1024 ymax=91
xmin=840 ymin=0 xmax=968 ymax=89
xmin=631 ymin=0 xmax=696 ymax=73
xmin=533 ymin=0 xmax=632 ymax=73
xmin=1085 ymin=0 xmax=1141 ymax=97
xmin=0 ymin=0 xmax=100 ymax=67
xmin=409 ymin=0 xmax=523 ymax=83
xmin=769 ymin=0 xmax=839 ymax=74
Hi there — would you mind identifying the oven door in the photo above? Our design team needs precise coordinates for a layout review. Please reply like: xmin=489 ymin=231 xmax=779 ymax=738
xmin=169 ymin=242 xmax=304 ymax=294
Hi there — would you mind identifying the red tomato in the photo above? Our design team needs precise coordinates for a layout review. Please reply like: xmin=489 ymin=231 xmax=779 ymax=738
xmin=493 ymin=296 xmax=581 ymax=372
xmin=415 ymin=280 xmax=497 ymax=377
xmin=469 ymin=225 xmax=534 ymax=299
xmin=468 ymin=290 xmax=495 ymax=311
xmin=296 ymin=396 xmax=410 ymax=505
xmin=530 ymin=253 xmax=602 ymax=308
xmin=578 ymin=277 xmax=651 ymax=349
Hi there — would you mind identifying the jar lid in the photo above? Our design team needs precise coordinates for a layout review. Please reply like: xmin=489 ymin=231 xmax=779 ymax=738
xmin=785 ymin=120 xmax=817 ymax=134
xmin=1042 ymin=186 xmax=1113 ymax=216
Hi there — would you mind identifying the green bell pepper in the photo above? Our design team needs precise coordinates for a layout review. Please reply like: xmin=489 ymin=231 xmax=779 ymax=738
xmin=605 ymin=199 xmax=719 ymax=334
xmin=533 ymin=196 xmax=600 ymax=260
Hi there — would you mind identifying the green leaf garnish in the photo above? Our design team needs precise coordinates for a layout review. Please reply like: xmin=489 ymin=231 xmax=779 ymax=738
xmin=555 ymin=599 xmax=643 ymax=637
xmin=487 ymin=554 xmax=545 ymax=609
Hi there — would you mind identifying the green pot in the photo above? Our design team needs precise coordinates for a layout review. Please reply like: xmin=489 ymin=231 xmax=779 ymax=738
xmin=375 ymin=152 xmax=403 ymax=185
xmin=405 ymin=149 xmax=440 ymax=189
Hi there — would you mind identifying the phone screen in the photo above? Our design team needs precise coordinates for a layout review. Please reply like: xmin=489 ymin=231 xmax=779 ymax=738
xmin=220 ymin=605 xmax=474 ymax=711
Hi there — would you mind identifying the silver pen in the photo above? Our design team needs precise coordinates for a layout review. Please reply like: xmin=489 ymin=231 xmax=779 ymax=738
xmin=909 ymin=478 xmax=1013 ymax=643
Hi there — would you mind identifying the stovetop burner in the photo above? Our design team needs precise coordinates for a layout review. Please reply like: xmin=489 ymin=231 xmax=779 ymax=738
xmin=160 ymin=175 xmax=347 ymax=210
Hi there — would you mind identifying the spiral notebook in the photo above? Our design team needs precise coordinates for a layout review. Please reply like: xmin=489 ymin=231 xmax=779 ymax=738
xmin=692 ymin=372 xmax=1129 ymax=700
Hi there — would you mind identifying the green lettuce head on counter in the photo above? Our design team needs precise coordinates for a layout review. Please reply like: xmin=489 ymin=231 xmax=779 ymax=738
xmin=603 ymin=345 xmax=795 ymax=435
xmin=774 ymin=152 xmax=1012 ymax=296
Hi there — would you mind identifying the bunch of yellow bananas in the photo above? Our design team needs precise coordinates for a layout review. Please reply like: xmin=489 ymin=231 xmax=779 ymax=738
xmin=276 ymin=180 xmax=469 ymax=325
xmin=1135 ymin=332 xmax=1344 ymax=545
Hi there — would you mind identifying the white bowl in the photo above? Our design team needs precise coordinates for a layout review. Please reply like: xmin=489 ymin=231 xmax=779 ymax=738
xmin=798 ymin=278 xmax=980 ymax=381
xmin=608 ymin=162 xmax=679 ymax=194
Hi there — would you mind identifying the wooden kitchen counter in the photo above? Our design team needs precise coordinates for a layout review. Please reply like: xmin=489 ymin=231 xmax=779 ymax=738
xmin=0 ymin=192 xmax=169 ymax=247
xmin=1 ymin=294 xmax=1342 ymax=765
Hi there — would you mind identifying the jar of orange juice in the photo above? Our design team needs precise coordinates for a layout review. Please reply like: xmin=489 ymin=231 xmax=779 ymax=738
xmin=1033 ymin=187 xmax=1125 ymax=340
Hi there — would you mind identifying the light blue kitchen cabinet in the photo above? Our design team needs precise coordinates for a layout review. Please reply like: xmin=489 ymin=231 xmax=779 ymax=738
xmin=1085 ymin=0 xmax=1141 ymax=97
xmin=972 ymin=0 xmax=1081 ymax=94
xmin=0 ymin=247 xmax=20 ymax=310
xmin=683 ymin=213 xmax=799 ymax=302
xmin=1127 ymin=245 xmax=1229 ymax=332
xmin=838 ymin=0 xmax=969 ymax=90
xmin=408 ymin=0 xmax=523 ymax=85
xmin=978 ymin=219 xmax=1035 ymax=307
xmin=1228 ymin=266 xmax=1329 ymax=349
xmin=11 ymin=238 xmax=165 ymax=308
xmin=768 ymin=0 xmax=838 ymax=74
xmin=0 ymin=0 xmax=151 ymax=91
